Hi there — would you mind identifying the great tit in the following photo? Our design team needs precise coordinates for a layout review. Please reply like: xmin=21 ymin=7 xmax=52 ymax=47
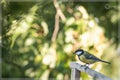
xmin=74 ymin=49 xmax=110 ymax=65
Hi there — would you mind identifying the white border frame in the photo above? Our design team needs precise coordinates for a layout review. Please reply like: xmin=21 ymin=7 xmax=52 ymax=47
xmin=0 ymin=0 xmax=120 ymax=80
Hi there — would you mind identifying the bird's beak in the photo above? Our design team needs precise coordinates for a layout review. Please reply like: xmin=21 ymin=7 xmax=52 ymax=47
xmin=73 ymin=51 xmax=76 ymax=54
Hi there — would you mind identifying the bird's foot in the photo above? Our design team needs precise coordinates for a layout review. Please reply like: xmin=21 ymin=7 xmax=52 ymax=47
xmin=84 ymin=66 xmax=89 ymax=70
xmin=83 ymin=64 xmax=89 ymax=70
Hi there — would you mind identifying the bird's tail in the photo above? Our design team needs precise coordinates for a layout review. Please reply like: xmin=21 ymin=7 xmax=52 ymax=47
xmin=100 ymin=60 xmax=111 ymax=64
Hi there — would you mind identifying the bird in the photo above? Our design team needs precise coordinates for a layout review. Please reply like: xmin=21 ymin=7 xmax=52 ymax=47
xmin=74 ymin=49 xmax=110 ymax=65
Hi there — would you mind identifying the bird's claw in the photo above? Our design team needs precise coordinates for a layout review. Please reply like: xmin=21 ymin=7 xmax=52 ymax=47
xmin=84 ymin=65 xmax=89 ymax=70
xmin=83 ymin=64 xmax=89 ymax=70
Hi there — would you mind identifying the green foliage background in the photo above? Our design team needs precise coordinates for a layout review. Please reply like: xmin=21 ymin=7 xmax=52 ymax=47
xmin=1 ymin=0 xmax=120 ymax=80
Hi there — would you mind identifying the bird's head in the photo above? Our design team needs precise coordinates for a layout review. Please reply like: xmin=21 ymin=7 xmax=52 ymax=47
xmin=74 ymin=49 xmax=84 ymax=56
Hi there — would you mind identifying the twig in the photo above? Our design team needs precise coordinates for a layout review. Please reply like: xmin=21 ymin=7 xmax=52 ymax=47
xmin=53 ymin=0 xmax=66 ymax=22
xmin=51 ymin=12 xmax=59 ymax=43
xmin=51 ymin=0 xmax=66 ymax=43
xmin=70 ymin=62 xmax=112 ymax=80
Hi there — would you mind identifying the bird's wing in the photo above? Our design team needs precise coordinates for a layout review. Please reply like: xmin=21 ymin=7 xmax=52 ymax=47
xmin=84 ymin=51 xmax=100 ymax=61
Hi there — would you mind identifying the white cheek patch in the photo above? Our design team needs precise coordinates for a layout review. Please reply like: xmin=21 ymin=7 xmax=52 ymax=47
xmin=76 ymin=51 xmax=82 ymax=55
